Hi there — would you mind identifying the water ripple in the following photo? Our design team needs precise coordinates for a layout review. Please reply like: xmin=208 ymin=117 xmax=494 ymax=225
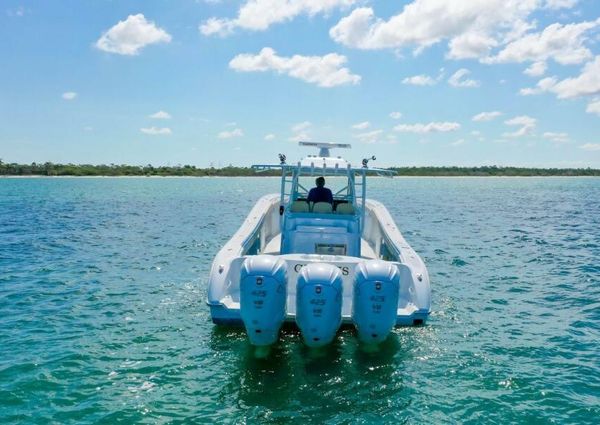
xmin=0 ymin=177 xmax=599 ymax=424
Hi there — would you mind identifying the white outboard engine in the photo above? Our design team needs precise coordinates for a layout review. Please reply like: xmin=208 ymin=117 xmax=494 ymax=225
xmin=296 ymin=263 xmax=343 ymax=347
xmin=240 ymin=255 xmax=287 ymax=346
xmin=352 ymin=260 xmax=400 ymax=344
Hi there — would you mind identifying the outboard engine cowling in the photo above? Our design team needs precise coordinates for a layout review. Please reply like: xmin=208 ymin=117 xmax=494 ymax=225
xmin=240 ymin=255 xmax=287 ymax=346
xmin=296 ymin=263 xmax=343 ymax=347
xmin=352 ymin=260 xmax=400 ymax=344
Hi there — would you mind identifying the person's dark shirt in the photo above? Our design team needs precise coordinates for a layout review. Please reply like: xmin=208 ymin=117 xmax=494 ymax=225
xmin=307 ymin=186 xmax=333 ymax=204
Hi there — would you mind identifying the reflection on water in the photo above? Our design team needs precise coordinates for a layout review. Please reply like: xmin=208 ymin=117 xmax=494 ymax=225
xmin=237 ymin=341 xmax=295 ymax=411
xmin=212 ymin=326 xmax=410 ymax=423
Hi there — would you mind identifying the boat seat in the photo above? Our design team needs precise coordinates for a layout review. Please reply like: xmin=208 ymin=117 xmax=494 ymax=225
xmin=312 ymin=202 xmax=333 ymax=214
xmin=336 ymin=203 xmax=355 ymax=215
xmin=290 ymin=200 xmax=310 ymax=213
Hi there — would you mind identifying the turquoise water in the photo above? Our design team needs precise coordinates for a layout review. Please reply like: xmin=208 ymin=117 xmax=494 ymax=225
xmin=1 ymin=177 xmax=599 ymax=424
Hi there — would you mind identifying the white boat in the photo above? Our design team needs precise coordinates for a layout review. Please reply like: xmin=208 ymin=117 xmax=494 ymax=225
xmin=207 ymin=142 xmax=431 ymax=347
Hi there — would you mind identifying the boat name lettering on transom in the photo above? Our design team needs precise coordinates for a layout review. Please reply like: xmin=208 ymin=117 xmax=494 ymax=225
xmin=292 ymin=263 xmax=350 ymax=276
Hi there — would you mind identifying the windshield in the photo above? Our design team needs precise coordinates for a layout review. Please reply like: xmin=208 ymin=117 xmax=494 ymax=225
xmin=295 ymin=176 xmax=353 ymax=203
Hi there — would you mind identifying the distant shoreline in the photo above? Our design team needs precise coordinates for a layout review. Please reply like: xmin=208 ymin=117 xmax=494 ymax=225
xmin=1 ymin=162 xmax=598 ymax=177
xmin=2 ymin=174 xmax=599 ymax=179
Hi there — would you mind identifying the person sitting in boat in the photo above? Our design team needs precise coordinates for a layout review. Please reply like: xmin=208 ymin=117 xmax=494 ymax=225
xmin=308 ymin=176 xmax=333 ymax=204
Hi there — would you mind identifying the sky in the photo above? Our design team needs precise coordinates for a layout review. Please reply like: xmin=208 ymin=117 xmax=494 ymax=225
xmin=1 ymin=0 xmax=600 ymax=168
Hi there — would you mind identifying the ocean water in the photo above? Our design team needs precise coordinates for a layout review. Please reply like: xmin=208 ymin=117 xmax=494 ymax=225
xmin=0 ymin=177 xmax=598 ymax=424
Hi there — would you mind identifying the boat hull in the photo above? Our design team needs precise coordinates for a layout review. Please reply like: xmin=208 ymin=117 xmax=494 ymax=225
xmin=207 ymin=194 xmax=432 ymax=338
xmin=209 ymin=303 xmax=431 ymax=327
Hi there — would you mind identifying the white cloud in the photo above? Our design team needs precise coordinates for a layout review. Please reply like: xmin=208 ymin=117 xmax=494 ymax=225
xmin=289 ymin=132 xmax=311 ymax=142
xmin=402 ymin=74 xmax=436 ymax=86
xmin=505 ymin=115 xmax=536 ymax=127
xmin=386 ymin=134 xmax=398 ymax=144
xmin=547 ymin=56 xmax=600 ymax=99
xmin=6 ymin=6 xmax=28 ymax=17
xmin=218 ymin=128 xmax=244 ymax=139
xmin=471 ymin=130 xmax=485 ymax=141
xmin=140 ymin=127 xmax=172 ymax=135
xmin=486 ymin=20 xmax=600 ymax=66
xmin=519 ymin=76 xmax=558 ymax=96
xmin=447 ymin=32 xmax=499 ymax=60
xmin=393 ymin=121 xmax=460 ymax=133
xmin=229 ymin=47 xmax=361 ymax=88
xmin=62 ymin=92 xmax=77 ymax=100
xmin=351 ymin=121 xmax=370 ymax=130
xmin=292 ymin=121 xmax=312 ymax=133
xmin=519 ymin=88 xmax=536 ymax=96
xmin=542 ymin=132 xmax=570 ymax=143
xmin=200 ymin=18 xmax=234 ymax=37
xmin=96 ymin=14 xmax=171 ymax=55
xmin=450 ymin=138 xmax=465 ymax=146
xmin=503 ymin=115 xmax=536 ymax=137
xmin=580 ymin=143 xmax=600 ymax=151
xmin=289 ymin=122 xmax=312 ymax=142
xmin=586 ymin=99 xmax=600 ymax=116
xmin=264 ymin=133 xmax=276 ymax=141
xmin=472 ymin=111 xmax=502 ymax=122
xmin=149 ymin=110 xmax=171 ymax=119
xmin=448 ymin=68 xmax=480 ymax=88
xmin=544 ymin=0 xmax=578 ymax=9
xmin=200 ymin=0 xmax=356 ymax=36
xmin=329 ymin=1 xmax=588 ymax=65
xmin=520 ymin=57 xmax=600 ymax=99
xmin=524 ymin=61 xmax=547 ymax=77
xmin=329 ymin=2 xmax=541 ymax=58
xmin=353 ymin=129 xmax=383 ymax=144
xmin=389 ymin=111 xmax=402 ymax=119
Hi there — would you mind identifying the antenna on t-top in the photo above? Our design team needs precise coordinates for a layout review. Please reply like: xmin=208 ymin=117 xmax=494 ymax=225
xmin=362 ymin=156 xmax=376 ymax=168
xmin=298 ymin=141 xmax=351 ymax=157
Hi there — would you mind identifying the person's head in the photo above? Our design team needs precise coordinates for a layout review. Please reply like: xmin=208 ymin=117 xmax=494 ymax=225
xmin=315 ymin=176 xmax=325 ymax=187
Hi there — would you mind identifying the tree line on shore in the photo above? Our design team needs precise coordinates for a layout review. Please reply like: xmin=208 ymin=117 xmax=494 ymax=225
xmin=0 ymin=160 xmax=598 ymax=177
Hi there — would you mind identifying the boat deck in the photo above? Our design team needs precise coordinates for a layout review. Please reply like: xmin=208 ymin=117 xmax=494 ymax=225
xmin=263 ymin=234 xmax=378 ymax=259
